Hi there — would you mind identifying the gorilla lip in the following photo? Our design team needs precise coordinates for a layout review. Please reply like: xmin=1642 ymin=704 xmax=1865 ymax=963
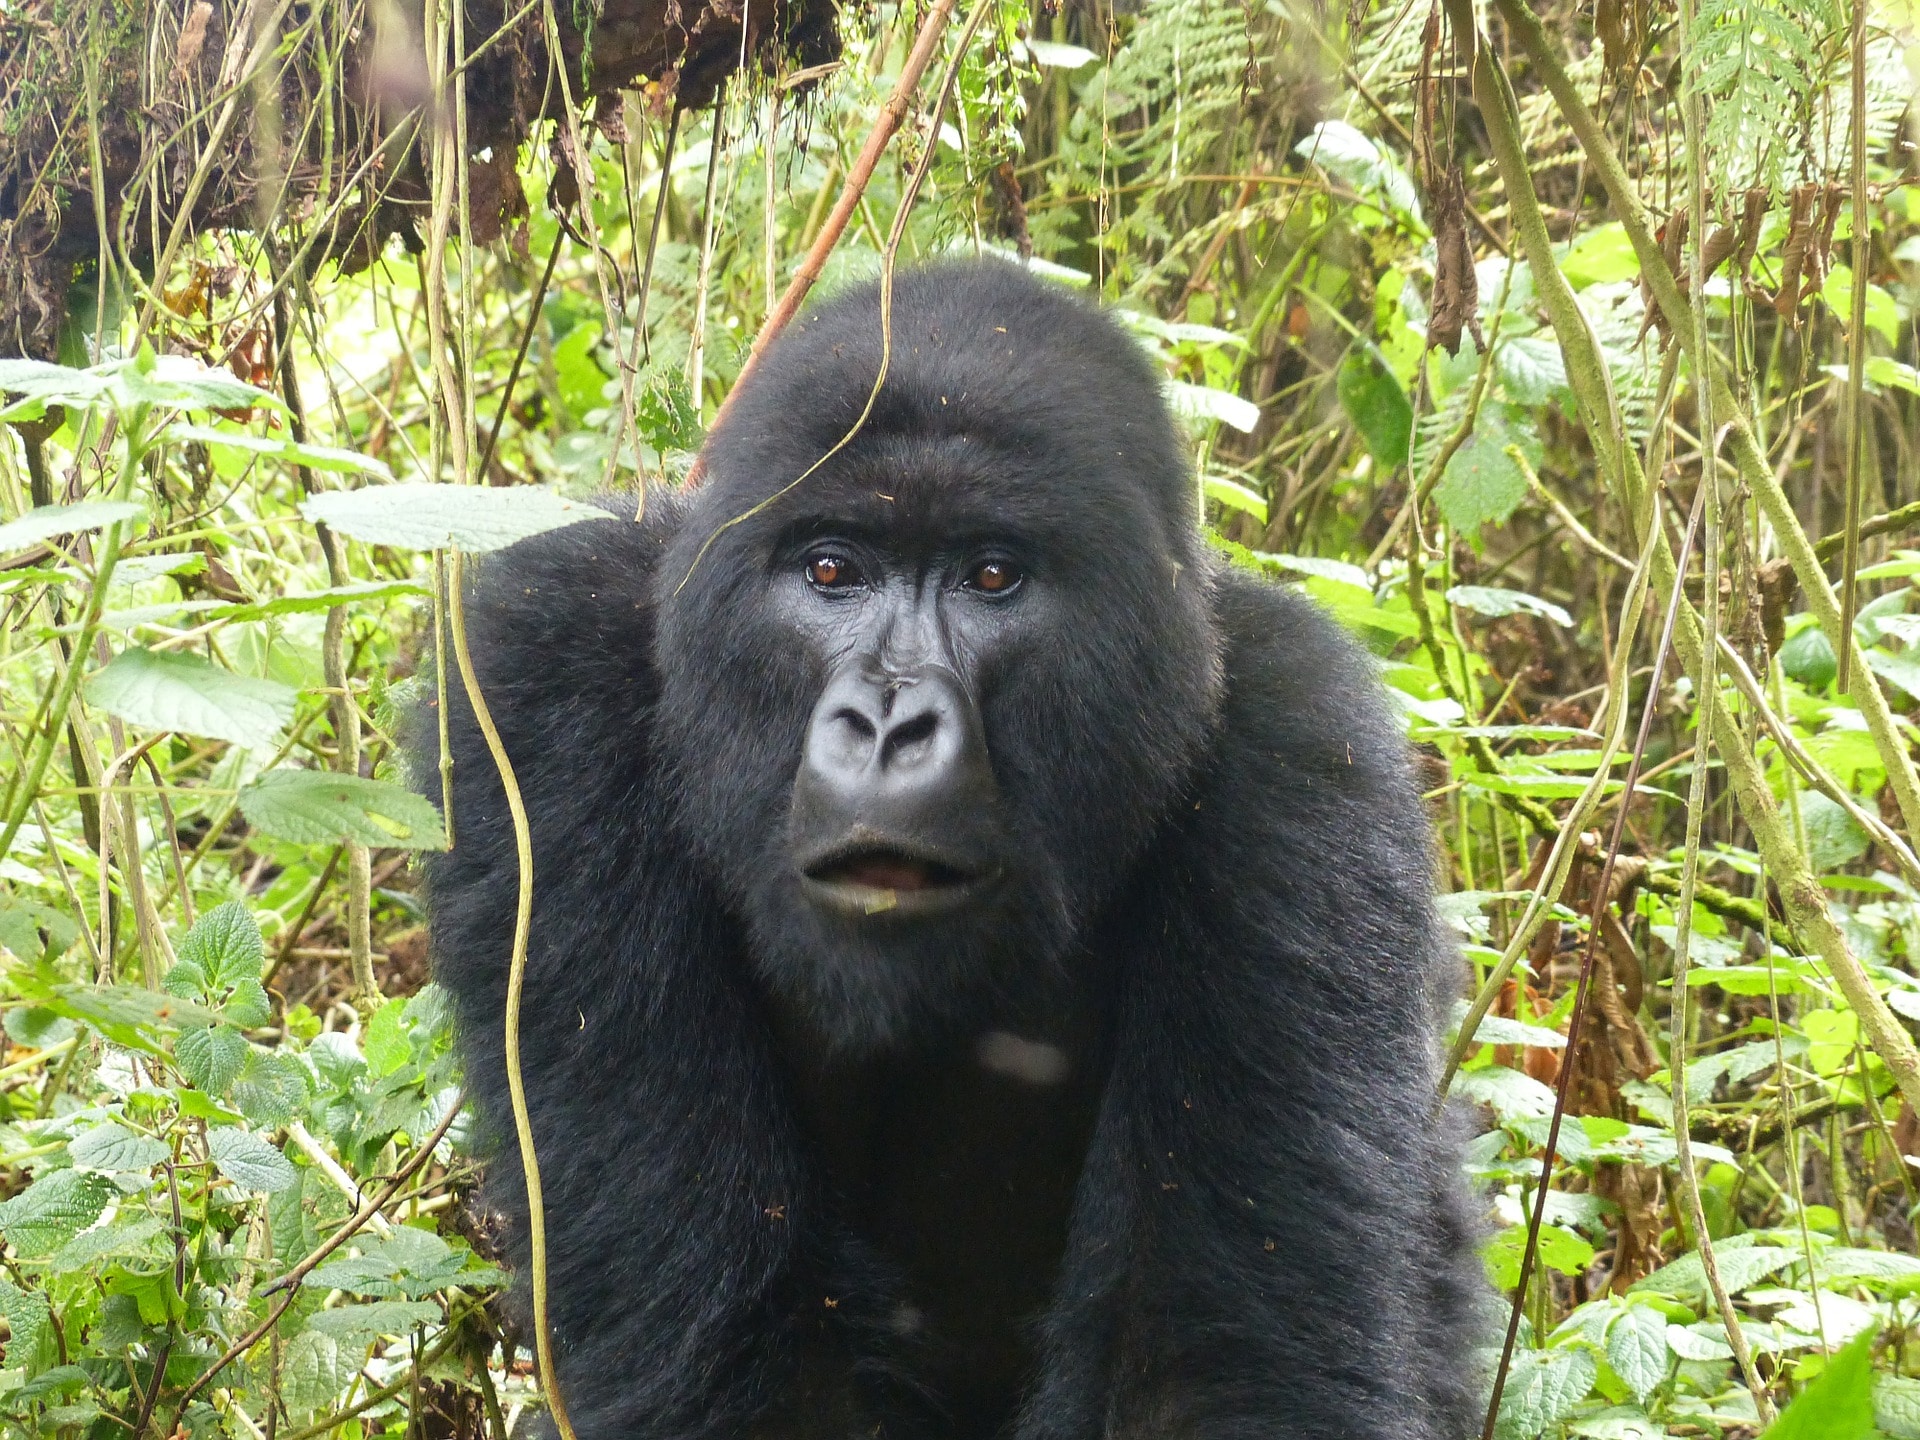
xmin=800 ymin=844 xmax=988 ymax=918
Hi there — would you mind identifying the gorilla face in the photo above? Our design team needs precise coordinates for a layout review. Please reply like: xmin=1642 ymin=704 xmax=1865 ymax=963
xmin=652 ymin=266 xmax=1225 ymax=1051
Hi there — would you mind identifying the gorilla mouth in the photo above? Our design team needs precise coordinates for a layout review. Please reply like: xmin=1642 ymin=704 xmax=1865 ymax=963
xmin=801 ymin=845 xmax=986 ymax=917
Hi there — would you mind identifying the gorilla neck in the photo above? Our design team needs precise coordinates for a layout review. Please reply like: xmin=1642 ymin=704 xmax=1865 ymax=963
xmin=764 ymin=957 xmax=1110 ymax=1432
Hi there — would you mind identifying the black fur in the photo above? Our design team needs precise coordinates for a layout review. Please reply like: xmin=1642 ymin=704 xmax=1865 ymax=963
xmin=422 ymin=260 xmax=1481 ymax=1439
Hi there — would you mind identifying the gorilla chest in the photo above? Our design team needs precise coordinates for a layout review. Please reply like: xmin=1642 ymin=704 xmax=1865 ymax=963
xmin=782 ymin=1022 xmax=1106 ymax=1431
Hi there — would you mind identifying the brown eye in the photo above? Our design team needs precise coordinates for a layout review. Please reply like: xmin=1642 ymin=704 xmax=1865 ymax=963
xmin=806 ymin=554 xmax=860 ymax=589
xmin=967 ymin=560 xmax=1021 ymax=594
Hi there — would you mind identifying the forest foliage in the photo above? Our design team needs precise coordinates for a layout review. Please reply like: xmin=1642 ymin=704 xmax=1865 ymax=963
xmin=0 ymin=0 xmax=1919 ymax=1433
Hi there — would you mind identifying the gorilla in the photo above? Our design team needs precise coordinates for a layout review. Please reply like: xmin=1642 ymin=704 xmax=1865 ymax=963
xmin=424 ymin=259 xmax=1480 ymax=1440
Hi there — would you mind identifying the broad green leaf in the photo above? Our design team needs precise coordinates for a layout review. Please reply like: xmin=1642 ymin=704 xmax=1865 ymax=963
xmin=176 ymin=1022 xmax=250 ymax=1095
xmin=0 ymin=500 xmax=143 ymax=553
xmin=1023 ymin=37 xmax=1097 ymax=66
xmin=1447 ymin=585 xmax=1573 ymax=627
xmin=1821 ymin=266 xmax=1900 ymax=345
xmin=1495 ymin=1347 xmax=1597 ymax=1440
xmin=1337 ymin=344 xmax=1413 ymax=468
xmin=1204 ymin=475 xmax=1268 ymax=523
xmin=1866 ymin=647 xmax=1920 ymax=702
xmin=1819 ymin=1247 xmax=1920 ymax=1282
xmin=1634 ymin=1243 xmax=1798 ymax=1299
xmin=11 ymin=974 xmax=221 ymax=1053
xmin=207 ymin=1127 xmax=298 ymax=1193
xmin=1761 ymin=1328 xmax=1875 ymax=1440
xmin=232 ymin=1049 xmax=310 ymax=1128
xmin=176 ymin=900 xmax=265 ymax=989
xmin=1434 ymin=429 xmax=1527 ymax=538
xmin=1781 ymin=625 xmax=1838 ymax=690
xmin=1497 ymin=335 xmax=1569 ymax=407
xmin=1560 ymin=224 xmax=1640 ymax=287
xmin=223 ymin=977 xmax=271 ymax=1027
xmin=4 ymin=1004 xmax=76 ymax=1048
xmin=363 ymin=999 xmax=412 ymax=1077
xmin=239 ymin=770 xmax=448 ymax=850
xmin=49 ymin=1214 xmax=169 ymax=1274
xmin=69 ymin=1122 xmax=170 ymax=1174
xmin=0 ymin=1276 xmax=53 ymax=1360
xmin=86 ymin=647 xmax=296 ymax=750
xmin=0 ymin=1169 xmax=115 ymax=1256
xmin=1466 ymin=1014 xmax=1566 ymax=1049
xmin=166 ymin=423 xmax=393 ymax=477
xmin=299 ymin=483 xmax=617 ymax=552
xmin=303 ymin=1299 xmax=440 ymax=1347
xmin=215 ymin=578 xmax=429 ymax=621
xmin=1568 ymin=1407 xmax=1662 ymax=1440
xmin=1798 ymin=791 xmax=1870 ymax=871
xmin=281 ymin=1329 xmax=346 ymax=1413
xmin=1166 ymin=381 xmax=1259 ymax=434
xmin=1875 ymin=1374 xmax=1920 ymax=1440
xmin=1255 ymin=552 xmax=1372 ymax=590
xmin=1606 ymin=1304 xmax=1671 ymax=1403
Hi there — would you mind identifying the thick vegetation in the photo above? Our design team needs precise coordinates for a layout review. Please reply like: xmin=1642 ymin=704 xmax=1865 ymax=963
xmin=0 ymin=0 xmax=1917 ymax=1436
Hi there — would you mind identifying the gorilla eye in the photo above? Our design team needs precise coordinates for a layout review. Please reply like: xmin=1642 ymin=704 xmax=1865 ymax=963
xmin=806 ymin=553 xmax=862 ymax=590
xmin=965 ymin=560 xmax=1022 ymax=595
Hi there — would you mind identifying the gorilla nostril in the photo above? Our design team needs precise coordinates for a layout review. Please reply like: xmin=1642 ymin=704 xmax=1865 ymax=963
xmin=882 ymin=710 xmax=939 ymax=766
xmin=835 ymin=708 xmax=879 ymax=743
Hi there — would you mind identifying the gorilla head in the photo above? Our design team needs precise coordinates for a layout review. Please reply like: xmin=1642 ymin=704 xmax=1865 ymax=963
xmin=652 ymin=263 xmax=1225 ymax=1052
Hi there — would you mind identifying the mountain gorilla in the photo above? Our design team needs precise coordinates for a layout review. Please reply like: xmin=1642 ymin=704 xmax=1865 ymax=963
xmin=424 ymin=260 xmax=1480 ymax=1439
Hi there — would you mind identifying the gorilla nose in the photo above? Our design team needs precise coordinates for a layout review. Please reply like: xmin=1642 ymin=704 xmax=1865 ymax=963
xmin=810 ymin=667 xmax=971 ymax=785
xmin=792 ymin=664 xmax=1002 ymax=915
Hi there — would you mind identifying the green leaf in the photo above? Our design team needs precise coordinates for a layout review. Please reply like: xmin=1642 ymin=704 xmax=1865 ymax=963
xmin=223 ymin=978 xmax=271 ymax=1027
xmin=1875 ymin=1375 xmax=1920 ymax=1440
xmin=281 ymin=1329 xmax=346 ymax=1413
xmin=175 ymin=1023 xmax=249 ymax=1095
xmin=303 ymin=1299 xmax=440 ymax=1348
xmin=85 ymin=648 xmax=296 ymax=750
xmin=1606 ymin=1304 xmax=1671 ymax=1403
xmin=1633 ymin=1243 xmax=1799 ymax=1300
xmin=0 ymin=1169 xmax=115 ymax=1256
xmin=231 ymin=1049 xmax=310 ymax=1128
xmin=1023 ymin=37 xmax=1098 ymax=66
xmin=239 ymin=770 xmax=448 ymax=850
xmin=1865 ymin=647 xmax=1920 ymax=702
xmin=0 ymin=500 xmax=143 ymax=553
xmin=1433 ymin=430 xmax=1527 ymax=538
xmin=363 ymin=999 xmax=412 ymax=1077
xmin=1762 ymin=1328 xmax=1875 ymax=1440
xmin=1798 ymin=791 xmax=1870 ymax=871
xmin=48 ymin=1214 xmax=169 ymax=1274
xmin=1780 ymin=624 xmax=1838 ymax=690
xmin=1447 ymin=585 xmax=1573 ymax=627
xmin=0 ymin=1277 xmax=54 ymax=1361
xmin=207 ymin=1127 xmax=299 ymax=1193
xmin=1337 ymin=344 xmax=1413 ymax=468
xmin=4 ymin=1005 xmax=76 ymax=1048
xmin=298 ymin=483 xmax=617 ymax=553
xmin=1204 ymin=475 xmax=1268 ymax=524
xmin=1496 ymin=335 xmax=1569 ymax=407
xmin=1166 ymin=381 xmax=1259 ymax=434
xmin=1821 ymin=266 xmax=1900 ymax=346
xmin=1495 ymin=1347 xmax=1598 ymax=1440
xmin=165 ymin=424 xmax=393 ymax=478
xmin=214 ymin=579 xmax=430 ymax=622
xmin=176 ymin=901 xmax=265 ymax=988
xmin=69 ymin=1122 xmax=170 ymax=1174
xmin=1560 ymin=224 xmax=1641 ymax=287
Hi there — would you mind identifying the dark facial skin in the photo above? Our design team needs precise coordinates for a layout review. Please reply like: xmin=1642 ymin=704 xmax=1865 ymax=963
xmin=782 ymin=534 xmax=1026 ymax=925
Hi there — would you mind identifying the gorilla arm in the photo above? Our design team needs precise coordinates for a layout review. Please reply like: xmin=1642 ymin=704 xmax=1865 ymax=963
xmin=1019 ymin=573 xmax=1482 ymax=1440
xmin=424 ymin=505 xmax=890 ymax=1439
